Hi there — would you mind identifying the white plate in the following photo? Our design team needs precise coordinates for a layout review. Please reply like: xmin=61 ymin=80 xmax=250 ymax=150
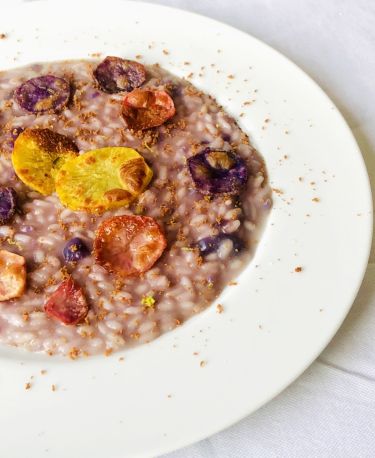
xmin=0 ymin=1 xmax=372 ymax=457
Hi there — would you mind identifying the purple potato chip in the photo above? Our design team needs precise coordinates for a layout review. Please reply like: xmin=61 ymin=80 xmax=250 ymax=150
xmin=63 ymin=238 xmax=90 ymax=263
xmin=14 ymin=75 xmax=70 ymax=114
xmin=0 ymin=187 xmax=18 ymax=225
xmin=93 ymin=56 xmax=146 ymax=94
xmin=187 ymin=148 xmax=248 ymax=195
xmin=197 ymin=234 xmax=243 ymax=257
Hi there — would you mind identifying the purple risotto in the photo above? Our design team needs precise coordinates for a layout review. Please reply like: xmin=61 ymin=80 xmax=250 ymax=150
xmin=0 ymin=57 xmax=271 ymax=357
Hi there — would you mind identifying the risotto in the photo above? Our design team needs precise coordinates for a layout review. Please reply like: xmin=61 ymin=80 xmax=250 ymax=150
xmin=0 ymin=57 xmax=271 ymax=357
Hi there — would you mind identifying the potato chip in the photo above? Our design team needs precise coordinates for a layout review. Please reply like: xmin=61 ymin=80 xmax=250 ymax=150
xmin=0 ymin=250 xmax=26 ymax=301
xmin=55 ymin=147 xmax=152 ymax=213
xmin=12 ymin=129 xmax=78 ymax=195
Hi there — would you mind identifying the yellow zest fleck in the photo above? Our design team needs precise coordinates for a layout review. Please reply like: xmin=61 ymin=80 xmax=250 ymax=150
xmin=143 ymin=142 xmax=154 ymax=154
xmin=141 ymin=295 xmax=156 ymax=308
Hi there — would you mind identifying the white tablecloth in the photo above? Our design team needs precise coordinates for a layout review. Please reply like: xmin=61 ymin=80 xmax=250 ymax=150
xmin=19 ymin=0 xmax=375 ymax=456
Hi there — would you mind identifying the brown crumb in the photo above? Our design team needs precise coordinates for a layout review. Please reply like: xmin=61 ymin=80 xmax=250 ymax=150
xmin=51 ymin=384 xmax=57 ymax=392
xmin=227 ymin=74 xmax=235 ymax=79
xmin=90 ymin=52 xmax=101 ymax=58
xmin=294 ymin=266 xmax=303 ymax=272
xmin=118 ymin=356 xmax=124 ymax=362
xmin=200 ymin=360 xmax=206 ymax=368
xmin=312 ymin=197 xmax=320 ymax=202
xmin=104 ymin=348 xmax=113 ymax=357
xmin=228 ymin=281 xmax=238 ymax=286
xmin=40 ymin=370 xmax=47 ymax=375
xmin=162 ymin=49 xmax=169 ymax=55
xmin=272 ymin=188 xmax=284 ymax=195
xmin=68 ymin=347 xmax=80 ymax=360
xmin=167 ymin=394 xmax=172 ymax=398
xmin=0 ymin=33 xmax=7 ymax=40
xmin=216 ymin=304 xmax=224 ymax=314
xmin=135 ymin=54 xmax=143 ymax=59
xmin=193 ymin=352 xmax=199 ymax=356
xmin=25 ymin=382 xmax=31 ymax=390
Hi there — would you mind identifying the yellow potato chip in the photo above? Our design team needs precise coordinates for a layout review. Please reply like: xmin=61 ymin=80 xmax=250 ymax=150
xmin=12 ymin=129 xmax=79 ymax=195
xmin=55 ymin=147 xmax=152 ymax=213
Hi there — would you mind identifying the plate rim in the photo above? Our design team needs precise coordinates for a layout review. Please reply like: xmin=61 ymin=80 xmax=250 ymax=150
xmin=0 ymin=1 xmax=372 ymax=457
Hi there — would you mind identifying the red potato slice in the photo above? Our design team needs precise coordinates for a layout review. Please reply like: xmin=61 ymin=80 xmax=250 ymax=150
xmin=44 ymin=277 xmax=88 ymax=325
xmin=122 ymin=88 xmax=175 ymax=130
xmin=0 ymin=250 xmax=26 ymax=301
xmin=94 ymin=215 xmax=167 ymax=277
